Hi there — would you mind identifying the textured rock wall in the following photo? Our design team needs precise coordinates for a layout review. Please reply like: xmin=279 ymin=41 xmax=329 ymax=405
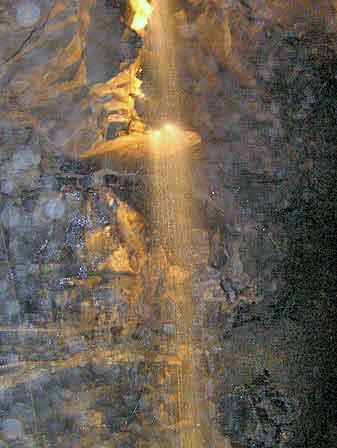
xmin=1 ymin=1 xmax=336 ymax=447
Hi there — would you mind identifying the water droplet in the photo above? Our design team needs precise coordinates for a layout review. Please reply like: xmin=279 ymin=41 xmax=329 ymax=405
xmin=0 ymin=179 xmax=15 ymax=195
xmin=16 ymin=1 xmax=41 ymax=27
xmin=12 ymin=148 xmax=40 ymax=170
xmin=2 ymin=419 xmax=23 ymax=441
xmin=44 ymin=198 xmax=65 ymax=220
xmin=0 ymin=204 xmax=20 ymax=228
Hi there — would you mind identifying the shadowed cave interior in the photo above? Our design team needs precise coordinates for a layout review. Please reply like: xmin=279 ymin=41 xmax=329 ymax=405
xmin=0 ymin=1 xmax=336 ymax=447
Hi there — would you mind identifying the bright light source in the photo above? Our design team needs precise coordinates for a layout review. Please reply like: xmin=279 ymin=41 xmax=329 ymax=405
xmin=163 ymin=123 xmax=176 ymax=133
xmin=130 ymin=0 xmax=154 ymax=34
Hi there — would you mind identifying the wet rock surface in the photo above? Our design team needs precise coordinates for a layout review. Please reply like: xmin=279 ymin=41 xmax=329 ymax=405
xmin=1 ymin=0 xmax=336 ymax=447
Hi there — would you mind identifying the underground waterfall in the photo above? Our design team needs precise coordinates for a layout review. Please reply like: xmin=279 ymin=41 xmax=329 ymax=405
xmin=2 ymin=0 xmax=336 ymax=446
xmin=146 ymin=1 xmax=207 ymax=446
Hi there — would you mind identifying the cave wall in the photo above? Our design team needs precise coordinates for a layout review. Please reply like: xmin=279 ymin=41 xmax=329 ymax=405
xmin=0 ymin=1 xmax=336 ymax=447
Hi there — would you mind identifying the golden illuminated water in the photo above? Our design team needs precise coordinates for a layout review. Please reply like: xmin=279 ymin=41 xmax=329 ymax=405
xmin=147 ymin=1 xmax=207 ymax=446
xmin=149 ymin=121 xmax=204 ymax=448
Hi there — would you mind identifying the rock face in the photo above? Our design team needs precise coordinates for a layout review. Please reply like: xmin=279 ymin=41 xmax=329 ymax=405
xmin=219 ymin=370 xmax=298 ymax=447
xmin=79 ymin=127 xmax=201 ymax=168
xmin=1 ymin=0 xmax=336 ymax=447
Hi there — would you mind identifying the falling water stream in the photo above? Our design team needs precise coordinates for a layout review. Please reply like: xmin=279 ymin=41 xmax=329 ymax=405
xmin=146 ymin=1 xmax=208 ymax=446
